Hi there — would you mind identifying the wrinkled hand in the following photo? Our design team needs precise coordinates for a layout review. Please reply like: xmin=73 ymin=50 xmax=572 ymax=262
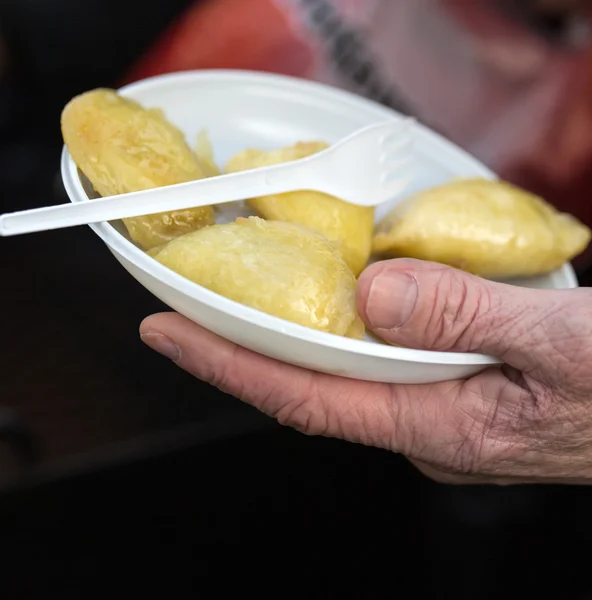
xmin=140 ymin=258 xmax=592 ymax=485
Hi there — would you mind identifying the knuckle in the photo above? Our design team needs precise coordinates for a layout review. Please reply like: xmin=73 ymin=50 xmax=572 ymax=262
xmin=273 ymin=397 xmax=329 ymax=436
xmin=264 ymin=374 xmax=331 ymax=436
xmin=423 ymin=269 xmax=495 ymax=352
xmin=459 ymin=399 xmax=518 ymax=475
xmin=428 ymin=380 xmax=523 ymax=477
xmin=199 ymin=345 xmax=241 ymax=395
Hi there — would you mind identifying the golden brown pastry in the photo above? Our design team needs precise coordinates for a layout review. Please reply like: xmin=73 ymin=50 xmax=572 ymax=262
xmin=61 ymin=88 xmax=215 ymax=250
xmin=372 ymin=178 xmax=591 ymax=279
xmin=225 ymin=141 xmax=374 ymax=276
xmin=151 ymin=216 xmax=365 ymax=339
xmin=194 ymin=130 xmax=221 ymax=178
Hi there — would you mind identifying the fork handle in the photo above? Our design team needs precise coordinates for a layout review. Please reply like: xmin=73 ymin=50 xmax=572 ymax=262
xmin=0 ymin=159 xmax=313 ymax=237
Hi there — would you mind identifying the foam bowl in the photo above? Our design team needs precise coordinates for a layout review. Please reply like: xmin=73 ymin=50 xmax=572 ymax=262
xmin=60 ymin=70 xmax=579 ymax=384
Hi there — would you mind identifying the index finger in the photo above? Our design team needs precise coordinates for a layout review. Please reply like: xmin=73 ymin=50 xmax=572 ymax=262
xmin=140 ymin=312 xmax=406 ymax=448
xmin=141 ymin=312 xmax=322 ymax=428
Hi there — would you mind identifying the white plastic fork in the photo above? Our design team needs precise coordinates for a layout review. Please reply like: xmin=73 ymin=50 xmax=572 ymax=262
xmin=0 ymin=118 xmax=415 ymax=237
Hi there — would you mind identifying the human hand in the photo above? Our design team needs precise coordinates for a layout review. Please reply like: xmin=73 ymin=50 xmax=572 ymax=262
xmin=140 ymin=258 xmax=592 ymax=485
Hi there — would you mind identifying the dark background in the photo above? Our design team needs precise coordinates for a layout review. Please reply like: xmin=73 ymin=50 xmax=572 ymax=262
xmin=1 ymin=0 xmax=592 ymax=597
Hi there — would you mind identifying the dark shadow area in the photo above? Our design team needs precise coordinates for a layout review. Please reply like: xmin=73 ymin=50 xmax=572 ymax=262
xmin=3 ymin=427 xmax=592 ymax=598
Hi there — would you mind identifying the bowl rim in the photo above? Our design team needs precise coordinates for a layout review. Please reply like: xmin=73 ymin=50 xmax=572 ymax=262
xmin=60 ymin=69 xmax=575 ymax=367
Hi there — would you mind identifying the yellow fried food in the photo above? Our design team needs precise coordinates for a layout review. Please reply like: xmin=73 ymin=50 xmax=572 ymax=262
xmin=195 ymin=130 xmax=221 ymax=177
xmin=151 ymin=216 xmax=365 ymax=339
xmin=372 ymin=178 xmax=592 ymax=279
xmin=225 ymin=141 xmax=374 ymax=276
xmin=61 ymin=88 xmax=215 ymax=250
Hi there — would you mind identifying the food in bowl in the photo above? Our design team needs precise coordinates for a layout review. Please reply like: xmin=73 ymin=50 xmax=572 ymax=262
xmin=60 ymin=86 xmax=591 ymax=346
xmin=61 ymin=88 xmax=215 ymax=251
xmin=150 ymin=216 xmax=365 ymax=339
xmin=194 ymin=129 xmax=221 ymax=178
xmin=372 ymin=178 xmax=591 ymax=279
xmin=225 ymin=142 xmax=374 ymax=276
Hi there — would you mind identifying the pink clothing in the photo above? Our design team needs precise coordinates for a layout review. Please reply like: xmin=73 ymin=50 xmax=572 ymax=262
xmin=125 ymin=0 xmax=592 ymax=266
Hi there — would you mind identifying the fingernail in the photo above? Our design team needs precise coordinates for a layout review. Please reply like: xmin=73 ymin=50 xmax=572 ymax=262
xmin=366 ymin=270 xmax=418 ymax=330
xmin=140 ymin=332 xmax=180 ymax=362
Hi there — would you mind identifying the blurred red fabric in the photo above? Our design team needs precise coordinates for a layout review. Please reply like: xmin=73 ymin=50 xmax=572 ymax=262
xmin=123 ymin=0 xmax=592 ymax=268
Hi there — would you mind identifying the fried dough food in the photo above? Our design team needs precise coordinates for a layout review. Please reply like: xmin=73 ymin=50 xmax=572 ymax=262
xmin=151 ymin=216 xmax=365 ymax=339
xmin=225 ymin=141 xmax=374 ymax=276
xmin=61 ymin=88 xmax=215 ymax=250
xmin=195 ymin=130 xmax=221 ymax=178
xmin=372 ymin=178 xmax=592 ymax=279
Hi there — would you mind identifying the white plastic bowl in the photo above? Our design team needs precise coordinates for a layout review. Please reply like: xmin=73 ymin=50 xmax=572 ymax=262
xmin=60 ymin=70 xmax=579 ymax=384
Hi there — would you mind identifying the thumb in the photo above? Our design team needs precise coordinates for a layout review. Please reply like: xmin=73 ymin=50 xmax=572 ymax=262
xmin=357 ymin=258 xmax=580 ymax=370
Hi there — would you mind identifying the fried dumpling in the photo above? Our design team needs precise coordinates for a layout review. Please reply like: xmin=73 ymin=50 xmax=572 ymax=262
xmin=151 ymin=216 xmax=365 ymax=339
xmin=61 ymin=88 xmax=215 ymax=250
xmin=372 ymin=178 xmax=591 ymax=279
xmin=225 ymin=141 xmax=374 ymax=276
xmin=194 ymin=129 xmax=221 ymax=178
